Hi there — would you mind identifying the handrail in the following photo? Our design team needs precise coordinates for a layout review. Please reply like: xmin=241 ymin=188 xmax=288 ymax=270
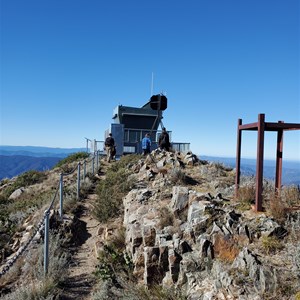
xmin=0 ymin=152 xmax=101 ymax=278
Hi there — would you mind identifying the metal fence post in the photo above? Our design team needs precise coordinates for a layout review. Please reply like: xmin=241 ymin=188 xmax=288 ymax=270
xmin=44 ymin=210 xmax=50 ymax=275
xmin=92 ymin=155 xmax=95 ymax=175
xmin=59 ymin=174 xmax=63 ymax=220
xmin=96 ymin=151 xmax=99 ymax=171
xmin=83 ymin=160 xmax=87 ymax=181
xmin=77 ymin=163 xmax=81 ymax=200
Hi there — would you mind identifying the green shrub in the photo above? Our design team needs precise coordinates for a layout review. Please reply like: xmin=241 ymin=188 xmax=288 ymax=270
xmin=94 ymin=155 xmax=139 ymax=223
xmin=54 ymin=152 xmax=89 ymax=168
xmin=109 ymin=154 xmax=141 ymax=171
xmin=1 ymin=170 xmax=47 ymax=199
xmin=94 ymin=168 xmax=133 ymax=223
xmin=95 ymin=227 xmax=133 ymax=285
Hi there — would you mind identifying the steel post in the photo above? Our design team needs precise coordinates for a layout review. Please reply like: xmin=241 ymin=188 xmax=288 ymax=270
xmin=255 ymin=114 xmax=265 ymax=212
xmin=59 ymin=174 xmax=63 ymax=220
xmin=44 ymin=210 xmax=49 ymax=275
xmin=77 ymin=163 xmax=81 ymax=200
xmin=235 ymin=119 xmax=242 ymax=198
xmin=92 ymin=156 xmax=95 ymax=175
xmin=275 ymin=121 xmax=284 ymax=194
xmin=84 ymin=160 xmax=86 ymax=180
xmin=96 ymin=151 xmax=99 ymax=170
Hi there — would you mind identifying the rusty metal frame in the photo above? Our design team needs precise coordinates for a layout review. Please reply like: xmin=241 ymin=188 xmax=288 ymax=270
xmin=235 ymin=113 xmax=300 ymax=212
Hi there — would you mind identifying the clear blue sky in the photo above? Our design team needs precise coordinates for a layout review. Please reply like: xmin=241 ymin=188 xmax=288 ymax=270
xmin=1 ymin=0 xmax=299 ymax=160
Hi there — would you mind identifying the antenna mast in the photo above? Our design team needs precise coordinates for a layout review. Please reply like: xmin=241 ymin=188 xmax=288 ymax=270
xmin=151 ymin=72 xmax=154 ymax=96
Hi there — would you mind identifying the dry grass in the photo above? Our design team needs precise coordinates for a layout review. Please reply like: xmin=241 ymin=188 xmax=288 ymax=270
xmin=0 ymin=230 xmax=69 ymax=299
xmin=267 ymin=193 xmax=288 ymax=223
xmin=92 ymin=279 xmax=187 ymax=300
xmin=260 ymin=236 xmax=284 ymax=255
xmin=281 ymin=185 xmax=300 ymax=207
xmin=213 ymin=234 xmax=240 ymax=263
xmin=169 ymin=168 xmax=186 ymax=185
xmin=235 ymin=183 xmax=256 ymax=211
xmin=265 ymin=185 xmax=300 ymax=223
xmin=158 ymin=206 xmax=175 ymax=229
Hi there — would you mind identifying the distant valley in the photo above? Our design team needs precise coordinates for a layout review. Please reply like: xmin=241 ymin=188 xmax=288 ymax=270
xmin=0 ymin=146 xmax=86 ymax=180
xmin=201 ymin=155 xmax=300 ymax=185
xmin=0 ymin=146 xmax=299 ymax=185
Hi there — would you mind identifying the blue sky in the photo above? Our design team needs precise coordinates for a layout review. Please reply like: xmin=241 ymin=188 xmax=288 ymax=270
xmin=1 ymin=0 xmax=299 ymax=160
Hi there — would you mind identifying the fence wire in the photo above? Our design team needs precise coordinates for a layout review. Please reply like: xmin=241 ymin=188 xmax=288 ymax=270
xmin=0 ymin=153 xmax=99 ymax=279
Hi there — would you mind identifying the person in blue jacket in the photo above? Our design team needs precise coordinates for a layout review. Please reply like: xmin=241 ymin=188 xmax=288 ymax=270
xmin=142 ymin=133 xmax=151 ymax=155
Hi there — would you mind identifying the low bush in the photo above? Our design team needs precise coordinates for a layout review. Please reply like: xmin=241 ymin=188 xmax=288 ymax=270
xmin=95 ymin=227 xmax=133 ymax=286
xmin=94 ymin=155 xmax=138 ymax=223
xmin=235 ymin=183 xmax=256 ymax=211
xmin=54 ymin=152 xmax=89 ymax=168
xmin=1 ymin=170 xmax=47 ymax=199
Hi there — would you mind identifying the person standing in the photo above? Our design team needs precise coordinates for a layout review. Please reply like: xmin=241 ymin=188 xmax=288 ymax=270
xmin=158 ymin=127 xmax=170 ymax=151
xmin=142 ymin=133 xmax=151 ymax=155
xmin=105 ymin=133 xmax=115 ymax=162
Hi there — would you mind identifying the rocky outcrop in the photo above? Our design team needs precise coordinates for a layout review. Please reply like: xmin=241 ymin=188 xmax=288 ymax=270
xmin=122 ymin=150 xmax=298 ymax=299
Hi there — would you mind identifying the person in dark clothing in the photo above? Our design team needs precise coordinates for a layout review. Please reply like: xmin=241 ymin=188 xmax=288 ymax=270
xmin=105 ymin=133 xmax=115 ymax=162
xmin=158 ymin=127 xmax=170 ymax=151
xmin=142 ymin=133 xmax=151 ymax=155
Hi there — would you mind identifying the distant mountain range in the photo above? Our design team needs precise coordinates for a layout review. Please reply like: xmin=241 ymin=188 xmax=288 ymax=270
xmin=0 ymin=146 xmax=299 ymax=185
xmin=0 ymin=146 xmax=86 ymax=180
xmin=0 ymin=145 xmax=86 ymax=158
xmin=201 ymin=155 xmax=300 ymax=185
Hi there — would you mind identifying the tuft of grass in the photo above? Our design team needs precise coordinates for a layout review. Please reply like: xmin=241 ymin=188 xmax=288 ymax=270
xmin=1 ymin=229 xmax=69 ymax=299
xmin=91 ymin=279 xmax=187 ymax=300
xmin=261 ymin=235 xmax=284 ymax=255
xmin=213 ymin=234 xmax=240 ymax=263
xmin=235 ymin=183 xmax=256 ymax=211
xmin=158 ymin=206 xmax=175 ymax=229
xmin=211 ymin=162 xmax=231 ymax=177
xmin=281 ymin=185 xmax=300 ymax=207
xmin=121 ymin=284 xmax=187 ymax=300
xmin=268 ymin=193 xmax=288 ymax=223
xmin=169 ymin=168 xmax=186 ymax=185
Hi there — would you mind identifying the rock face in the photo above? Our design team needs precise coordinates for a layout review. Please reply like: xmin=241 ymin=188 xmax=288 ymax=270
xmin=122 ymin=150 xmax=299 ymax=299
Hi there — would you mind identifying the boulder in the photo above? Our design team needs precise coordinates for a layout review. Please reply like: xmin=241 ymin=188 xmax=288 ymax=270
xmin=170 ymin=186 xmax=189 ymax=212
xmin=8 ymin=187 xmax=25 ymax=200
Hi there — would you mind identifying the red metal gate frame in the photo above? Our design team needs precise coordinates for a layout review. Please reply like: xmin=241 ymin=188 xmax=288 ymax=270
xmin=235 ymin=113 xmax=300 ymax=212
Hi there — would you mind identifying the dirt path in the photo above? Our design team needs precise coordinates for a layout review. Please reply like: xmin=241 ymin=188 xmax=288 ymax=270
xmin=57 ymin=161 xmax=111 ymax=300
xmin=59 ymin=192 xmax=100 ymax=300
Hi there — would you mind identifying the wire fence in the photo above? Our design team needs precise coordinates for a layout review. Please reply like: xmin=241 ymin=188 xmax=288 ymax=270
xmin=0 ymin=151 xmax=101 ymax=278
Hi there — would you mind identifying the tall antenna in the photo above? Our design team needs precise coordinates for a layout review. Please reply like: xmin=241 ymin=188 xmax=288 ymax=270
xmin=151 ymin=72 xmax=154 ymax=96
